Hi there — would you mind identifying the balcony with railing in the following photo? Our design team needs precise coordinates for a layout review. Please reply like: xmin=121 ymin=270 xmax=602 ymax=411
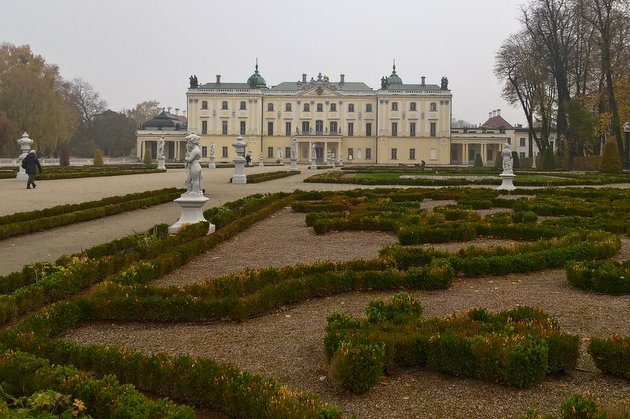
xmin=294 ymin=128 xmax=342 ymax=136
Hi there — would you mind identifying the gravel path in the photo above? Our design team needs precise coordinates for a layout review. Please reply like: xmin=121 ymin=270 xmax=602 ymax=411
xmin=66 ymin=220 xmax=630 ymax=418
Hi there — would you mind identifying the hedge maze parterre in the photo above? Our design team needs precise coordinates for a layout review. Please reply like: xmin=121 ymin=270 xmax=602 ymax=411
xmin=0 ymin=187 xmax=628 ymax=417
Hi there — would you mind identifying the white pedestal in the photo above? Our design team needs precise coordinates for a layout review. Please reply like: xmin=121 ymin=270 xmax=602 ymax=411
xmin=16 ymin=168 xmax=28 ymax=181
xmin=289 ymin=159 xmax=298 ymax=171
xmin=168 ymin=193 xmax=214 ymax=234
xmin=233 ymin=157 xmax=247 ymax=184
xmin=259 ymin=160 xmax=264 ymax=167
xmin=309 ymin=159 xmax=317 ymax=169
xmin=208 ymin=157 xmax=216 ymax=169
xmin=157 ymin=158 xmax=166 ymax=170
xmin=497 ymin=173 xmax=516 ymax=191
xmin=330 ymin=160 xmax=336 ymax=168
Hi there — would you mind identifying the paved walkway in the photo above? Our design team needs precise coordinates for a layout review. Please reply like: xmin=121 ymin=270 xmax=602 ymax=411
xmin=0 ymin=165 xmax=382 ymax=274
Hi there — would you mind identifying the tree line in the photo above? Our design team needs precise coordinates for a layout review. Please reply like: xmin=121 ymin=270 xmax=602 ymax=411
xmin=0 ymin=43 xmax=163 ymax=158
xmin=495 ymin=0 xmax=629 ymax=167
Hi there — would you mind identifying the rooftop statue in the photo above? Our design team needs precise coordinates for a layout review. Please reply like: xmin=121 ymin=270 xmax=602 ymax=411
xmin=189 ymin=75 xmax=198 ymax=88
xmin=441 ymin=76 xmax=449 ymax=90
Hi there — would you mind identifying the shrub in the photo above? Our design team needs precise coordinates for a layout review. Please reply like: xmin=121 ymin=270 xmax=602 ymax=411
xmin=330 ymin=340 xmax=385 ymax=394
xmin=59 ymin=148 xmax=70 ymax=166
xmin=143 ymin=147 xmax=152 ymax=165
xmin=588 ymin=336 xmax=630 ymax=379
xmin=512 ymin=151 xmax=520 ymax=169
xmin=93 ymin=149 xmax=103 ymax=166
xmin=560 ymin=394 xmax=601 ymax=419
xmin=366 ymin=292 xmax=423 ymax=325
xmin=600 ymin=140 xmax=622 ymax=173
xmin=474 ymin=153 xmax=483 ymax=167
xmin=566 ymin=260 xmax=630 ymax=294
xmin=542 ymin=148 xmax=556 ymax=170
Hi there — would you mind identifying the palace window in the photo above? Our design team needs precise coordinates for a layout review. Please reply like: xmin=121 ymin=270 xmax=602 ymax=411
xmin=391 ymin=122 xmax=398 ymax=137
xmin=201 ymin=120 xmax=208 ymax=134
xmin=410 ymin=122 xmax=416 ymax=137
xmin=222 ymin=120 xmax=228 ymax=135
xmin=240 ymin=121 xmax=246 ymax=135
xmin=347 ymin=122 xmax=354 ymax=136
xmin=409 ymin=148 xmax=416 ymax=160
xmin=316 ymin=103 xmax=323 ymax=112
xmin=520 ymin=138 xmax=526 ymax=147
xmin=330 ymin=121 xmax=338 ymax=134
xmin=391 ymin=102 xmax=398 ymax=111
xmin=316 ymin=120 xmax=324 ymax=134
xmin=430 ymin=102 xmax=437 ymax=111
xmin=366 ymin=148 xmax=372 ymax=160
xmin=267 ymin=147 xmax=274 ymax=158
xmin=303 ymin=103 xmax=310 ymax=112
xmin=222 ymin=146 xmax=228 ymax=158
xmin=285 ymin=122 xmax=292 ymax=136
xmin=240 ymin=101 xmax=246 ymax=110
xmin=221 ymin=101 xmax=228 ymax=110
xmin=285 ymin=147 xmax=291 ymax=159
xmin=366 ymin=103 xmax=372 ymax=112
xmin=366 ymin=123 xmax=372 ymax=137
xmin=391 ymin=148 xmax=398 ymax=160
xmin=348 ymin=148 xmax=354 ymax=159
xmin=201 ymin=101 xmax=208 ymax=110
xmin=330 ymin=103 xmax=337 ymax=112
xmin=302 ymin=121 xmax=310 ymax=134
xmin=285 ymin=103 xmax=292 ymax=111
xmin=202 ymin=146 xmax=207 ymax=157
xmin=267 ymin=121 xmax=274 ymax=136
xmin=487 ymin=148 xmax=493 ymax=161
xmin=410 ymin=102 xmax=417 ymax=111
xmin=267 ymin=103 xmax=274 ymax=112
xmin=348 ymin=103 xmax=355 ymax=112
xmin=430 ymin=122 xmax=436 ymax=137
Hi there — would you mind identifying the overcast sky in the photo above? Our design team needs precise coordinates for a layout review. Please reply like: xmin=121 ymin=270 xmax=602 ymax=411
xmin=1 ymin=0 xmax=528 ymax=126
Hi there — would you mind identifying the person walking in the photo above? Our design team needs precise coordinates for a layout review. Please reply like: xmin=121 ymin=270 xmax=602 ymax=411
xmin=21 ymin=150 xmax=42 ymax=189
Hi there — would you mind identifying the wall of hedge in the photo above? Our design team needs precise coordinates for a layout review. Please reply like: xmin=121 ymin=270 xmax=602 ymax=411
xmin=566 ymin=260 xmax=630 ymax=294
xmin=325 ymin=293 xmax=579 ymax=393
xmin=0 ymin=187 xmax=182 ymax=240
xmin=231 ymin=170 xmax=300 ymax=183
xmin=588 ymin=336 xmax=630 ymax=380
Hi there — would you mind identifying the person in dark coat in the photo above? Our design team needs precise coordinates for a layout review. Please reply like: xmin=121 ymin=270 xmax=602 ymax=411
xmin=21 ymin=150 xmax=42 ymax=189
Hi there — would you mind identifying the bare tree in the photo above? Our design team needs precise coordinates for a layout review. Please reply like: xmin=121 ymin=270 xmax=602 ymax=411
xmin=69 ymin=78 xmax=107 ymax=129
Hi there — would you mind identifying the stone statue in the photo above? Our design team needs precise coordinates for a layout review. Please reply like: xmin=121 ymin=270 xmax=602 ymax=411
xmin=157 ymin=137 xmax=165 ymax=159
xmin=290 ymin=137 xmax=297 ymax=160
xmin=441 ymin=76 xmax=449 ymax=90
xmin=502 ymin=143 xmax=513 ymax=174
xmin=189 ymin=75 xmax=198 ymax=88
xmin=184 ymin=133 xmax=203 ymax=194
xmin=209 ymin=142 xmax=215 ymax=158
xmin=277 ymin=148 xmax=283 ymax=160
xmin=381 ymin=76 xmax=388 ymax=89
xmin=311 ymin=142 xmax=316 ymax=159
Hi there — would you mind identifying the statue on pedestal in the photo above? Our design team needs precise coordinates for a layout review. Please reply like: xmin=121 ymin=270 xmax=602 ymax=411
xmin=291 ymin=137 xmax=297 ymax=160
xmin=311 ymin=142 xmax=316 ymax=160
xmin=209 ymin=142 xmax=215 ymax=158
xmin=441 ymin=76 xmax=449 ymax=90
xmin=184 ymin=133 xmax=202 ymax=194
xmin=157 ymin=137 xmax=165 ymax=159
xmin=502 ymin=143 xmax=513 ymax=174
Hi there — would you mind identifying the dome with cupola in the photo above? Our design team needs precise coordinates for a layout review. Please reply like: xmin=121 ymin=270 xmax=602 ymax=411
xmin=387 ymin=61 xmax=403 ymax=86
xmin=247 ymin=60 xmax=267 ymax=89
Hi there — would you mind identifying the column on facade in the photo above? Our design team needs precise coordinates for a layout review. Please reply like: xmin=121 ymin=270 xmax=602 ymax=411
xmin=463 ymin=143 xmax=468 ymax=165
xmin=323 ymin=142 xmax=328 ymax=163
xmin=481 ymin=143 xmax=487 ymax=164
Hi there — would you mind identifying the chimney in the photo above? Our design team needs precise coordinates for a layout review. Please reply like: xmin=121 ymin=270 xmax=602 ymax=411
xmin=340 ymin=74 xmax=345 ymax=84
xmin=421 ymin=76 xmax=426 ymax=86
xmin=175 ymin=108 xmax=180 ymax=115
xmin=167 ymin=107 xmax=172 ymax=113
xmin=489 ymin=111 xmax=492 ymax=120
xmin=216 ymin=74 xmax=221 ymax=84
xmin=497 ymin=109 xmax=501 ymax=117
xmin=492 ymin=110 xmax=497 ymax=118
xmin=302 ymin=73 xmax=307 ymax=83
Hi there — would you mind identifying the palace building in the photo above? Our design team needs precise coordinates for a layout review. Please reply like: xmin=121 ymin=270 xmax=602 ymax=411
xmin=136 ymin=63 xmax=555 ymax=166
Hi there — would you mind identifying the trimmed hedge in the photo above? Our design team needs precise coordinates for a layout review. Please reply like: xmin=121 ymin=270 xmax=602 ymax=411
xmin=0 ymin=350 xmax=194 ymax=418
xmin=233 ymin=170 xmax=301 ymax=183
xmin=588 ymin=336 xmax=630 ymax=380
xmin=0 ymin=165 xmax=165 ymax=180
xmin=325 ymin=294 xmax=579 ymax=392
xmin=566 ymin=259 xmax=630 ymax=294
xmin=0 ymin=187 xmax=182 ymax=240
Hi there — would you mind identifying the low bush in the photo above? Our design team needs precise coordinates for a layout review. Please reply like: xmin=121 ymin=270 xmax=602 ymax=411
xmin=93 ymin=149 xmax=103 ymax=166
xmin=325 ymin=294 xmax=578 ymax=393
xmin=566 ymin=260 xmax=630 ymax=294
xmin=398 ymin=223 xmax=477 ymax=244
xmin=0 ymin=350 xmax=194 ymax=418
xmin=600 ymin=140 xmax=622 ymax=173
xmin=234 ymin=170 xmax=300 ymax=183
xmin=588 ymin=336 xmax=630 ymax=380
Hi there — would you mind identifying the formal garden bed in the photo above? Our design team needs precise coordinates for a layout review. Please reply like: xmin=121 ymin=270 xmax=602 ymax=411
xmin=0 ymin=187 xmax=183 ymax=240
xmin=305 ymin=169 xmax=630 ymax=187
xmin=0 ymin=164 xmax=166 ymax=180
xmin=230 ymin=170 xmax=301 ymax=184
xmin=0 ymin=187 xmax=628 ymax=417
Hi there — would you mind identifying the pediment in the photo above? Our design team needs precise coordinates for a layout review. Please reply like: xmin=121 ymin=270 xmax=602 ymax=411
xmin=297 ymin=86 xmax=342 ymax=98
